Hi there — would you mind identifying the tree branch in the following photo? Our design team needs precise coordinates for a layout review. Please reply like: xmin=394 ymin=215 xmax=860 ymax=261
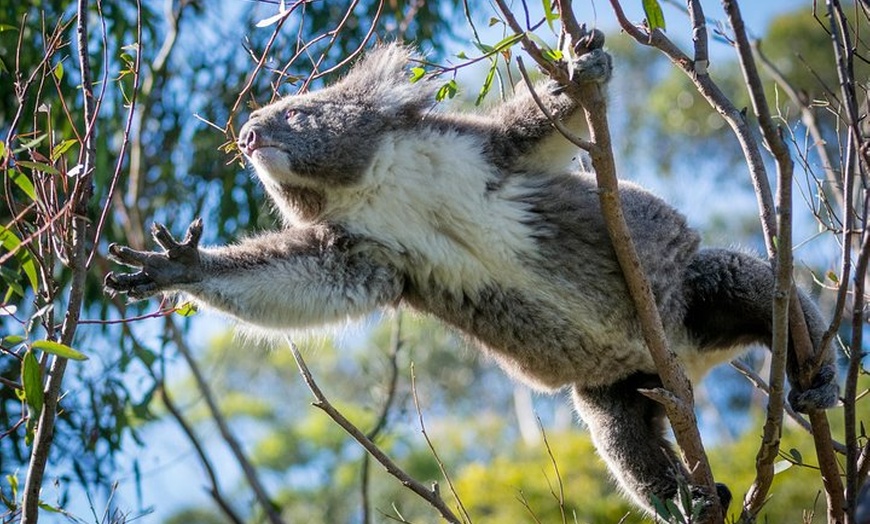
xmin=284 ymin=335 xmax=464 ymax=524
xmin=167 ymin=319 xmax=285 ymax=524
xmin=21 ymin=0 xmax=98 ymax=520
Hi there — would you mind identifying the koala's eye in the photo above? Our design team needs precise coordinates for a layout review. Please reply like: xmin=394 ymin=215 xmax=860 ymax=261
xmin=285 ymin=108 xmax=308 ymax=122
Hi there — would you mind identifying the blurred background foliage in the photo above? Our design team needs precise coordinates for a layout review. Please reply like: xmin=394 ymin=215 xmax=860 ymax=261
xmin=0 ymin=0 xmax=865 ymax=523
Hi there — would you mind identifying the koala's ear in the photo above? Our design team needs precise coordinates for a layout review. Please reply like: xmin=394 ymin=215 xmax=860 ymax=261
xmin=335 ymin=43 xmax=435 ymax=115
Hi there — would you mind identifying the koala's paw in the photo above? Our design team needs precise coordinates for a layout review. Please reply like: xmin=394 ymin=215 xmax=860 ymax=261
xmin=105 ymin=219 xmax=204 ymax=300
xmin=571 ymin=48 xmax=612 ymax=86
xmin=788 ymin=363 xmax=840 ymax=413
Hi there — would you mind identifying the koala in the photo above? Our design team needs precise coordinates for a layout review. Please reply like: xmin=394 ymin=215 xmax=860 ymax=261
xmin=105 ymin=42 xmax=838 ymax=517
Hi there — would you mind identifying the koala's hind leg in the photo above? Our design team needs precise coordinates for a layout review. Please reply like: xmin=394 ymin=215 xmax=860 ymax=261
xmin=572 ymin=373 xmax=731 ymax=516
xmin=683 ymin=248 xmax=839 ymax=412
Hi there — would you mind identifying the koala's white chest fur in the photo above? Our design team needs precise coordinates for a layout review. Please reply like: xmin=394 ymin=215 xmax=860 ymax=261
xmin=333 ymin=129 xmax=539 ymax=294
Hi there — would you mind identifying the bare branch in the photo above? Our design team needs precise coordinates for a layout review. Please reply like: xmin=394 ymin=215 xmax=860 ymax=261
xmin=168 ymin=320 xmax=285 ymax=524
xmin=21 ymin=0 xmax=100 ymax=519
xmin=285 ymin=335 xmax=464 ymax=524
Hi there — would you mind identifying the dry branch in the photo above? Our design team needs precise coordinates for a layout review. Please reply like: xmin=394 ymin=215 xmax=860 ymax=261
xmin=285 ymin=336 xmax=464 ymax=524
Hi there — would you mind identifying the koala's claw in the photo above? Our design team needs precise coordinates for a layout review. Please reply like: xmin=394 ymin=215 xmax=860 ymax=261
xmin=574 ymin=28 xmax=606 ymax=53
xmin=788 ymin=363 xmax=840 ymax=413
xmin=105 ymin=219 xmax=205 ymax=300
xmin=680 ymin=483 xmax=731 ymax=522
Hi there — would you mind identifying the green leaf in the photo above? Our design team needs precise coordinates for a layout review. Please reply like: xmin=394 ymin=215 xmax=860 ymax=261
xmin=0 ymin=224 xmax=38 ymax=291
xmin=2 ymin=335 xmax=25 ymax=346
xmin=826 ymin=270 xmax=839 ymax=284
xmin=541 ymin=0 xmax=559 ymax=32
xmin=643 ymin=0 xmax=666 ymax=32
xmin=15 ymin=134 xmax=47 ymax=152
xmin=7 ymin=169 xmax=36 ymax=201
xmin=133 ymin=345 xmax=157 ymax=367
xmin=542 ymin=48 xmax=564 ymax=62
xmin=37 ymin=502 xmax=63 ymax=513
xmin=409 ymin=66 xmax=426 ymax=83
xmin=475 ymin=60 xmax=497 ymax=106
xmin=22 ymin=350 xmax=44 ymax=415
xmin=174 ymin=301 xmax=198 ymax=317
xmin=789 ymin=448 xmax=803 ymax=464
xmin=51 ymin=138 xmax=77 ymax=161
xmin=14 ymin=160 xmax=59 ymax=176
xmin=31 ymin=340 xmax=88 ymax=361
xmin=0 ymin=140 xmax=6 ymax=162
xmin=52 ymin=62 xmax=63 ymax=82
xmin=435 ymin=79 xmax=458 ymax=102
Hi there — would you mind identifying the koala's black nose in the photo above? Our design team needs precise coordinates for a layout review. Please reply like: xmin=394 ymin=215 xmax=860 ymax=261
xmin=238 ymin=124 xmax=260 ymax=157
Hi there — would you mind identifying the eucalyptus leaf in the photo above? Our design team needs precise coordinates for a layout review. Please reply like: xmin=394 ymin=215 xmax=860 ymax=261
xmin=31 ymin=339 xmax=89 ymax=361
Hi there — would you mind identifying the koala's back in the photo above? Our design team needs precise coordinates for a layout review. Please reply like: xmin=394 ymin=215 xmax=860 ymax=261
xmin=393 ymin=165 xmax=700 ymax=390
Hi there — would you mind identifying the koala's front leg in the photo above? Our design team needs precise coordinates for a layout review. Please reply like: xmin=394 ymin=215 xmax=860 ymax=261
xmin=490 ymin=33 xmax=612 ymax=171
xmin=106 ymin=222 xmax=405 ymax=328
xmin=106 ymin=220 xmax=205 ymax=299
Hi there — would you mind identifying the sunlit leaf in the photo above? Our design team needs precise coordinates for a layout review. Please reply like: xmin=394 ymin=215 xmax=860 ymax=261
xmin=174 ymin=301 xmax=198 ymax=317
xmin=31 ymin=339 xmax=89 ymax=361
xmin=2 ymin=335 xmax=25 ymax=346
xmin=436 ymin=79 xmax=458 ymax=101
xmin=52 ymin=62 xmax=63 ymax=82
xmin=0 ymin=225 xmax=38 ymax=291
xmin=409 ymin=66 xmax=426 ymax=83
xmin=15 ymin=134 xmax=47 ymax=151
xmin=643 ymin=0 xmax=666 ymax=32
xmin=7 ymin=169 xmax=36 ymax=200
xmin=541 ymin=0 xmax=559 ymax=32
xmin=475 ymin=60 xmax=497 ymax=106
xmin=22 ymin=350 xmax=44 ymax=414
xmin=50 ymin=138 xmax=78 ymax=161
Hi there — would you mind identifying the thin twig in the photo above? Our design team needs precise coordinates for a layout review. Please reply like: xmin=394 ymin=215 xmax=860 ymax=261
xmin=362 ymin=312 xmax=405 ymax=524
xmin=410 ymin=364 xmax=472 ymax=523
xmin=167 ymin=319 xmax=285 ymax=524
xmin=285 ymin=336 xmax=463 ymax=524
xmin=157 ymin=382 xmax=246 ymax=524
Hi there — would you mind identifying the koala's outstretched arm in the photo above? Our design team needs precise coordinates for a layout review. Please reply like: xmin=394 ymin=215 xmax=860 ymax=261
xmin=485 ymin=46 xmax=612 ymax=171
xmin=684 ymin=248 xmax=839 ymax=413
xmin=105 ymin=221 xmax=403 ymax=328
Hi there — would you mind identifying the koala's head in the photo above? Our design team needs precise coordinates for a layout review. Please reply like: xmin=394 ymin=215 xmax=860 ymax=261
xmin=238 ymin=44 xmax=434 ymax=196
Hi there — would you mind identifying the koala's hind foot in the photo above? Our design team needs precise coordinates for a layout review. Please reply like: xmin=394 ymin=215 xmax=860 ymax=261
xmin=788 ymin=363 xmax=839 ymax=413
xmin=105 ymin=219 xmax=204 ymax=299
xmin=683 ymin=248 xmax=840 ymax=414
xmin=572 ymin=374 xmax=732 ymax=520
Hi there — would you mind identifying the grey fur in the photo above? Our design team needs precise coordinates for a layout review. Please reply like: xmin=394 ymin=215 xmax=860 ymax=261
xmin=105 ymin=42 xmax=838 ymax=517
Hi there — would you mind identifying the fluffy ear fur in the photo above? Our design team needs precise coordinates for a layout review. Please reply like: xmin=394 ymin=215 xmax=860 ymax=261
xmin=332 ymin=43 xmax=435 ymax=115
